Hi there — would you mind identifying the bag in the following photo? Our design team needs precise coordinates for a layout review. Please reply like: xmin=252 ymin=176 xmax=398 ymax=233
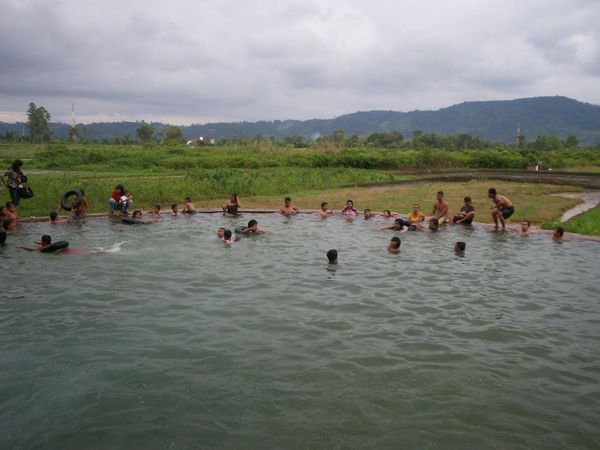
xmin=20 ymin=183 xmax=34 ymax=199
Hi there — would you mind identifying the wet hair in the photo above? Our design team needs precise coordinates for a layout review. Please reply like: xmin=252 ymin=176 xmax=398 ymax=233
xmin=464 ymin=196 xmax=472 ymax=203
xmin=284 ymin=197 xmax=291 ymax=202
xmin=430 ymin=218 xmax=439 ymax=228
xmin=248 ymin=219 xmax=257 ymax=228
xmin=11 ymin=159 xmax=23 ymax=171
xmin=132 ymin=210 xmax=142 ymax=218
xmin=394 ymin=218 xmax=403 ymax=225
xmin=41 ymin=235 xmax=51 ymax=245
xmin=488 ymin=187 xmax=497 ymax=196
xmin=224 ymin=230 xmax=233 ymax=240
xmin=327 ymin=249 xmax=338 ymax=263
xmin=0 ymin=230 xmax=6 ymax=246
xmin=346 ymin=200 xmax=354 ymax=205
xmin=49 ymin=211 xmax=58 ymax=220
xmin=154 ymin=204 xmax=161 ymax=211
xmin=437 ymin=191 xmax=444 ymax=196
xmin=383 ymin=209 xmax=391 ymax=215
xmin=391 ymin=237 xmax=401 ymax=248
xmin=555 ymin=226 xmax=564 ymax=237
xmin=455 ymin=241 xmax=466 ymax=251
xmin=320 ymin=202 xmax=328 ymax=208
xmin=523 ymin=220 xmax=531 ymax=227
xmin=171 ymin=203 xmax=177 ymax=209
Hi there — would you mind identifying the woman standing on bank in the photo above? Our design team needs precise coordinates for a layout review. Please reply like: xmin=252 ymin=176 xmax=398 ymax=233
xmin=1 ymin=160 xmax=27 ymax=207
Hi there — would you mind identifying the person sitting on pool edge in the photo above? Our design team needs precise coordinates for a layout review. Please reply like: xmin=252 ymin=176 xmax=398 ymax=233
xmin=279 ymin=197 xmax=299 ymax=215
xmin=407 ymin=203 xmax=425 ymax=223
xmin=431 ymin=191 xmax=449 ymax=223
xmin=488 ymin=187 xmax=514 ymax=230
xmin=341 ymin=200 xmax=359 ymax=216
xmin=318 ymin=202 xmax=333 ymax=218
xmin=452 ymin=196 xmax=475 ymax=225
xmin=388 ymin=237 xmax=401 ymax=253
xmin=222 ymin=193 xmax=241 ymax=215
xmin=454 ymin=241 xmax=466 ymax=256
xmin=553 ymin=226 xmax=565 ymax=241
xmin=327 ymin=249 xmax=338 ymax=265
xmin=363 ymin=209 xmax=374 ymax=219
xmin=240 ymin=219 xmax=265 ymax=235
xmin=182 ymin=197 xmax=197 ymax=214
xmin=109 ymin=184 xmax=132 ymax=215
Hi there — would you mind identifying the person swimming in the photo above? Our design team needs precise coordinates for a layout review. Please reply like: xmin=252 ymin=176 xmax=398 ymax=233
xmin=182 ymin=197 xmax=197 ymax=214
xmin=280 ymin=197 xmax=299 ymax=215
xmin=454 ymin=241 xmax=466 ymax=256
xmin=239 ymin=219 xmax=265 ymax=235
xmin=318 ymin=202 xmax=333 ymax=218
xmin=217 ymin=227 xmax=226 ymax=240
xmin=327 ymin=249 xmax=338 ymax=265
xmin=521 ymin=220 xmax=531 ymax=235
xmin=388 ymin=237 xmax=401 ymax=253
xmin=223 ymin=229 xmax=236 ymax=244
xmin=341 ymin=200 xmax=359 ymax=216
xmin=363 ymin=209 xmax=374 ymax=219
xmin=380 ymin=209 xmax=398 ymax=219
xmin=553 ymin=226 xmax=564 ymax=241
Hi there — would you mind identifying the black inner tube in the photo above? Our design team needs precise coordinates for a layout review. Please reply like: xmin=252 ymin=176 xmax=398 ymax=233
xmin=61 ymin=190 xmax=83 ymax=211
xmin=40 ymin=241 xmax=69 ymax=253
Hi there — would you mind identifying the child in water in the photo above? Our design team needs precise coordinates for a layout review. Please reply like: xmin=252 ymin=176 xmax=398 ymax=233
xmin=217 ymin=227 xmax=225 ymax=240
xmin=553 ymin=226 xmax=564 ymax=241
xmin=454 ymin=241 xmax=466 ymax=256
xmin=182 ymin=197 xmax=197 ymax=214
xmin=407 ymin=203 xmax=425 ymax=223
xmin=318 ymin=202 xmax=333 ymax=218
xmin=147 ymin=204 xmax=161 ymax=221
xmin=327 ymin=249 xmax=338 ymax=265
xmin=171 ymin=203 xmax=179 ymax=216
xmin=341 ymin=200 xmax=358 ymax=216
xmin=380 ymin=209 xmax=398 ymax=219
xmin=363 ymin=209 xmax=374 ymax=219
xmin=388 ymin=237 xmax=401 ymax=253
xmin=223 ymin=230 xmax=236 ymax=244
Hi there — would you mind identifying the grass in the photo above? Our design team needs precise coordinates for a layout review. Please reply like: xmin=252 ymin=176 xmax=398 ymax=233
xmin=545 ymin=206 xmax=600 ymax=236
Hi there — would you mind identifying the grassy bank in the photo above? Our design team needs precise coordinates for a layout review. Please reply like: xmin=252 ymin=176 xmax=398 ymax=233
xmin=548 ymin=207 xmax=600 ymax=236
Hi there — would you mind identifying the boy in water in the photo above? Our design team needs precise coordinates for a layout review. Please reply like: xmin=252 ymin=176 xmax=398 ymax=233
xmin=217 ymin=227 xmax=225 ymax=240
xmin=223 ymin=230 xmax=236 ymax=244
xmin=521 ymin=220 xmax=532 ymax=235
xmin=341 ymin=200 xmax=359 ymax=216
xmin=452 ymin=196 xmax=475 ymax=225
xmin=388 ymin=237 xmax=401 ymax=253
xmin=407 ymin=203 xmax=425 ymax=223
xmin=182 ymin=197 xmax=197 ymax=214
xmin=488 ymin=187 xmax=514 ymax=230
xmin=241 ymin=219 xmax=265 ymax=235
xmin=318 ymin=202 xmax=333 ymax=218
xmin=454 ymin=241 xmax=466 ymax=256
xmin=379 ymin=218 xmax=411 ymax=232
xmin=553 ymin=226 xmax=564 ymax=241
xmin=380 ymin=209 xmax=398 ymax=219
xmin=431 ymin=191 xmax=449 ymax=223
xmin=327 ymin=249 xmax=338 ymax=265
xmin=147 ymin=204 xmax=161 ymax=221
xmin=363 ymin=208 xmax=374 ymax=219
xmin=171 ymin=203 xmax=179 ymax=216
xmin=280 ymin=197 xmax=299 ymax=215
xmin=49 ymin=211 xmax=67 ymax=224
xmin=428 ymin=217 xmax=440 ymax=232
xmin=17 ymin=235 xmax=84 ymax=255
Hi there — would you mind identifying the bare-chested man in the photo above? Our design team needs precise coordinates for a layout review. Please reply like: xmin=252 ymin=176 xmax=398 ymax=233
xmin=318 ymin=201 xmax=333 ymax=218
xmin=431 ymin=191 xmax=449 ymax=223
xmin=488 ymin=187 xmax=514 ymax=230
xmin=279 ymin=197 xmax=299 ymax=215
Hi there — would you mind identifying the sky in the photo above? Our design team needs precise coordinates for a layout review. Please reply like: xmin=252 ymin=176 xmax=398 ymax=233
xmin=1 ymin=0 xmax=599 ymax=125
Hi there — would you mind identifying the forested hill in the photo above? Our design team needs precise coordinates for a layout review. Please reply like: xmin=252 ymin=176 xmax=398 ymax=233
xmin=2 ymin=96 xmax=600 ymax=144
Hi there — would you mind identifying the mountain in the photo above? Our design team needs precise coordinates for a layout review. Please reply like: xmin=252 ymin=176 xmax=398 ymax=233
xmin=1 ymin=96 xmax=599 ymax=144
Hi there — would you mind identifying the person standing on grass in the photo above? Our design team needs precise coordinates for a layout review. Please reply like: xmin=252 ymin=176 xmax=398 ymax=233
xmin=488 ymin=187 xmax=514 ymax=230
xmin=1 ymin=160 xmax=27 ymax=207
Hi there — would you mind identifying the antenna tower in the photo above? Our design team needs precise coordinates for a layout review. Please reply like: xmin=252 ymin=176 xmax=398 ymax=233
xmin=71 ymin=103 xmax=76 ymax=128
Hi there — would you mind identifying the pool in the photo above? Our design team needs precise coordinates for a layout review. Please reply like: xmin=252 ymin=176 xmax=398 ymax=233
xmin=1 ymin=214 xmax=599 ymax=449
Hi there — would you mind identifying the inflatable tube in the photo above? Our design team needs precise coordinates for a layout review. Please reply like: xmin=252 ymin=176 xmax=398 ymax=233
xmin=61 ymin=190 xmax=83 ymax=211
xmin=40 ymin=240 xmax=69 ymax=253
xmin=234 ymin=226 xmax=246 ymax=234
xmin=121 ymin=217 xmax=144 ymax=225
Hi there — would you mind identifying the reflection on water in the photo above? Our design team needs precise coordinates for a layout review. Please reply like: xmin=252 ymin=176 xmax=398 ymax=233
xmin=1 ymin=214 xmax=599 ymax=449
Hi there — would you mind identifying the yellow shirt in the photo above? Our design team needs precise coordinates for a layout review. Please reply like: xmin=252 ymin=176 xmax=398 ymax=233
xmin=407 ymin=211 xmax=425 ymax=222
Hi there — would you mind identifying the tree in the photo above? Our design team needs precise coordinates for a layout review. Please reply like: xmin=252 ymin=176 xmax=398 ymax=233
xmin=163 ymin=126 xmax=185 ymax=145
xmin=26 ymin=102 xmax=52 ymax=144
xmin=564 ymin=134 xmax=579 ymax=148
xmin=136 ymin=122 xmax=155 ymax=143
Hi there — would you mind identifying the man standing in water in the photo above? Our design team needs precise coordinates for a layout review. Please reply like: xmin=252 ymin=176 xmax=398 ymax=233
xmin=488 ymin=187 xmax=514 ymax=230
xmin=431 ymin=191 xmax=449 ymax=223
xmin=280 ymin=197 xmax=299 ymax=215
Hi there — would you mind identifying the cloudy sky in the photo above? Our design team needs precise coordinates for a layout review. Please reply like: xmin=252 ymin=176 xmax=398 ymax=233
xmin=1 ymin=0 xmax=599 ymax=124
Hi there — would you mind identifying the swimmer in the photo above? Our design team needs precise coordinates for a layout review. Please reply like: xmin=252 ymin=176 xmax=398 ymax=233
xmin=171 ymin=203 xmax=179 ymax=216
xmin=452 ymin=196 xmax=475 ymax=225
xmin=223 ymin=229 xmax=236 ymax=244
xmin=380 ymin=209 xmax=398 ymax=219
xmin=279 ymin=197 xmax=299 ymax=215
xmin=428 ymin=217 xmax=439 ymax=232
xmin=454 ymin=241 xmax=466 ymax=256
xmin=49 ymin=211 xmax=68 ymax=224
xmin=379 ymin=218 xmax=411 ymax=232
xmin=388 ymin=236 xmax=401 ymax=253
xmin=327 ymin=249 xmax=338 ymax=265
xmin=217 ymin=227 xmax=225 ymax=240
xmin=182 ymin=197 xmax=197 ymax=214
xmin=318 ymin=202 xmax=333 ymax=218
xmin=363 ymin=209 xmax=374 ymax=219
xmin=553 ymin=226 xmax=564 ymax=241
xmin=241 ymin=219 xmax=265 ymax=235
xmin=131 ymin=210 xmax=143 ymax=220
xmin=341 ymin=200 xmax=359 ymax=216
xmin=407 ymin=203 xmax=425 ymax=223
xmin=488 ymin=187 xmax=514 ymax=230
xmin=146 ymin=204 xmax=161 ymax=221
xmin=521 ymin=220 xmax=531 ymax=235
xmin=222 ymin=193 xmax=240 ymax=215
xmin=431 ymin=191 xmax=449 ymax=223
xmin=17 ymin=235 xmax=84 ymax=255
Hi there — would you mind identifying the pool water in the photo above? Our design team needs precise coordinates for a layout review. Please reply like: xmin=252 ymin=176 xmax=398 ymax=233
xmin=1 ymin=214 xmax=599 ymax=449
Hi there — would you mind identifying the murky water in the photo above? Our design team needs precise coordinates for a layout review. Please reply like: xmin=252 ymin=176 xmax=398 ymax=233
xmin=1 ymin=214 xmax=599 ymax=449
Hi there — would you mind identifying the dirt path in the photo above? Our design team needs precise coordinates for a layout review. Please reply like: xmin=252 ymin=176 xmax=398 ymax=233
xmin=553 ymin=191 xmax=600 ymax=222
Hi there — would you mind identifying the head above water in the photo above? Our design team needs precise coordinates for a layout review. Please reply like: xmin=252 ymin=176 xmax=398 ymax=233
xmin=390 ymin=237 xmax=401 ymax=249
xmin=224 ymin=230 xmax=233 ymax=240
xmin=154 ymin=204 xmax=161 ymax=211
xmin=217 ymin=227 xmax=225 ymax=238
xmin=455 ymin=241 xmax=466 ymax=252
xmin=554 ymin=226 xmax=564 ymax=238
xmin=248 ymin=219 xmax=258 ymax=228
xmin=383 ymin=209 xmax=391 ymax=216
xmin=346 ymin=200 xmax=354 ymax=207
xmin=320 ymin=202 xmax=328 ymax=209
xmin=429 ymin=218 xmax=439 ymax=231
xmin=522 ymin=220 xmax=531 ymax=231
xmin=327 ymin=249 xmax=338 ymax=264
xmin=171 ymin=203 xmax=178 ymax=210
xmin=41 ymin=235 xmax=51 ymax=245
xmin=437 ymin=191 xmax=444 ymax=200
xmin=49 ymin=211 xmax=58 ymax=220
xmin=185 ymin=197 xmax=192 ymax=202
xmin=132 ymin=210 xmax=142 ymax=219
xmin=284 ymin=197 xmax=292 ymax=205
